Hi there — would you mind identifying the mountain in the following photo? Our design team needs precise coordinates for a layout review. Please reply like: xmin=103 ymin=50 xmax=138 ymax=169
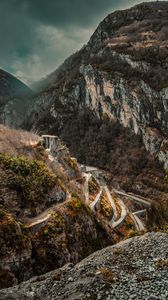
xmin=23 ymin=1 xmax=168 ymax=201
xmin=0 ymin=69 xmax=34 ymax=128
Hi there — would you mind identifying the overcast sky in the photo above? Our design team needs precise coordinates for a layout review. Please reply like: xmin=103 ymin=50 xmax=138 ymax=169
xmin=0 ymin=0 xmax=161 ymax=84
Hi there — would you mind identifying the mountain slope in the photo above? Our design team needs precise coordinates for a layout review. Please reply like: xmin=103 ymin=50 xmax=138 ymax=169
xmin=24 ymin=2 xmax=168 ymax=170
xmin=0 ymin=69 xmax=34 ymax=128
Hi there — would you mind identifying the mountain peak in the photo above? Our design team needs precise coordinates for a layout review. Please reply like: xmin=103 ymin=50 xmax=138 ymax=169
xmin=88 ymin=1 xmax=168 ymax=50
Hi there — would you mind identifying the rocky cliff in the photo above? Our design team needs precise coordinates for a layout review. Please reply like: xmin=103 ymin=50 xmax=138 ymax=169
xmin=0 ymin=69 xmax=33 ymax=128
xmin=25 ymin=1 xmax=168 ymax=170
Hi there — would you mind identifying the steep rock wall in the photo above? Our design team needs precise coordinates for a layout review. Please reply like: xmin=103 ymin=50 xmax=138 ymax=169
xmin=79 ymin=64 xmax=168 ymax=168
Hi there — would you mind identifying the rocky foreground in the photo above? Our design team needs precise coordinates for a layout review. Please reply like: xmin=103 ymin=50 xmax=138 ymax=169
xmin=0 ymin=232 xmax=167 ymax=300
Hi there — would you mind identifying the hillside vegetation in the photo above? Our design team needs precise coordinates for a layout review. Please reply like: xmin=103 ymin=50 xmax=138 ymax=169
xmin=0 ymin=126 xmax=113 ymax=289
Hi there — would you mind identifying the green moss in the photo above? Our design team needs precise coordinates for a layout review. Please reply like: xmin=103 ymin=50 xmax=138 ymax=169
xmin=0 ymin=153 xmax=58 ymax=208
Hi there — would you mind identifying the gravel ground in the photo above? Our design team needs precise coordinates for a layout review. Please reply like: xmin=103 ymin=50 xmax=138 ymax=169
xmin=0 ymin=232 xmax=167 ymax=300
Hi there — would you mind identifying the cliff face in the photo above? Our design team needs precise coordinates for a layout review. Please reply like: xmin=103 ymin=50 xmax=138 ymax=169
xmin=79 ymin=64 xmax=168 ymax=169
xmin=0 ymin=69 xmax=33 ymax=128
xmin=25 ymin=2 xmax=168 ymax=169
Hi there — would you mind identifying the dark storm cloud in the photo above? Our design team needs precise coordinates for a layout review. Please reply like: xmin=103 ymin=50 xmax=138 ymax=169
xmin=3 ymin=0 xmax=124 ymax=27
xmin=0 ymin=0 xmax=155 ymax=84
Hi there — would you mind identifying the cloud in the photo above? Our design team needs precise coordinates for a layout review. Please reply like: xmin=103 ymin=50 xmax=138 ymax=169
xmin=13 ymin=25 xmax=94 ymax=84
xmin=0 ymin=0 xmax=163 ymax=84
xmin=8 ymin=0 xmax=121 ymax=28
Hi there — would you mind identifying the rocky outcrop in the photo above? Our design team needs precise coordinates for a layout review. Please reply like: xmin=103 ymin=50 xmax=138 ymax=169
xmin=24 ymin=2 xmax=168 ymax=169
xmin=1 ymin=232 xmax=167 ymax=300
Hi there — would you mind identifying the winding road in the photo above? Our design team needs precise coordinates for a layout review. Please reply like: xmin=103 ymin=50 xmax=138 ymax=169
xmin=25 ymin=192 xmax=71 ymax=229
xmin=83 ymin=173 xmax=92 ymax=204
xmin=110 ymin=199 xmax=127 ymax=228
xmin=131 ymin=213 xmax=146 ymax=231
xmin=24 ymin=161 xmax=149 ymax=233
xmin=113 ymin=189 xmax=151 ymax=207
xmin=82 ymin=166 xmax=149 ymax=232
xmin=25 ymin=213 xmax=51 ymax=228
xmin=133 ymin=209 xmax=147 ymax=216
xmin=28 ymin=137 xmax=148 ymax=233
xmin=82 ymin=171 xmax=131 ymax=229
xmin=89 ymin=188 xmax=103 ymax=211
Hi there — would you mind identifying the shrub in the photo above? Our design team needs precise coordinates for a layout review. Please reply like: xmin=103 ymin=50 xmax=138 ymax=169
xmin=0 ymin=153 xmax=58 ymax=210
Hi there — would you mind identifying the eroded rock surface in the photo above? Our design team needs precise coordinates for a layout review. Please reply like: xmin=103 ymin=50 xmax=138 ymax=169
xmin=0 ymin=232 xmax=167 ymax=300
